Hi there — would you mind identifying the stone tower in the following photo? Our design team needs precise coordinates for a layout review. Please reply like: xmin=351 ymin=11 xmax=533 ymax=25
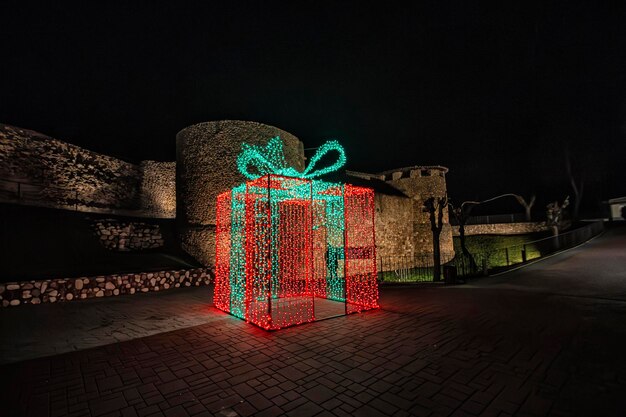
xmin=380 ymin=166 xmax=454 ymax=259
xmin=176 ymin=120 xmax=305 ymax=265
xmin=347 ymin=166 xmax=454 ymax=268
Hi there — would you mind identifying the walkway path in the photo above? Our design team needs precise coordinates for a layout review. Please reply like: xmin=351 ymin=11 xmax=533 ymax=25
xmin=0 ymin=285 xmax=217 ymax=364
xmin=1 ymin=226 xmax=625 ymax=416
xmin=467 ymin=224 xmax=626 ymax=300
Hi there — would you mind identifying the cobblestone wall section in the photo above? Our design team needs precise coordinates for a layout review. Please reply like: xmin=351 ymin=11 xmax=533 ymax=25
xmin=0 ymin=268 xmax=212 ymax=307
xmin=93 ymin=219 xmax=164 ymax=251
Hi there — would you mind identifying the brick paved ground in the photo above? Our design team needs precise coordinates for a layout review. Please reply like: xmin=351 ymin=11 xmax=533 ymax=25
xmin=1 ymin=227 xmax=626 ymax=417
xmin=0 ymin=285 xmax=216 ymax=364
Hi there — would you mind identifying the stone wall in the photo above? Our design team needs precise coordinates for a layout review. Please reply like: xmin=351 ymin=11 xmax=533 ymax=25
xmin=0 ymin=268 xmax=212 ymax=307
xmin=0 ymin=124 xmax=177 ymax=218
xmin=0 ymin=124 xmax=141 ymax=210
xmin=374 ymin=194 xmax=415 ymax=258
xmin=176 ymin=120 xmax=305 ymax=265
xmin=140 ymin=160 xmax=176 ymax=218
xmin=452 ymin=222 xmax=548 ymax=236
xmin=2 ymin=121 xmax=458 ymax=270
xmin=348 ymin=166 xmax=455 ymax=269
xmin=93 ymin=219 xmax=164 ymax=251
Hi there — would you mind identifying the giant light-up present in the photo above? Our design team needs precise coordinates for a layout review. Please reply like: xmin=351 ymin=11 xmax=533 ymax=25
xmin=214 ymin=137 xmax=378 ymax=330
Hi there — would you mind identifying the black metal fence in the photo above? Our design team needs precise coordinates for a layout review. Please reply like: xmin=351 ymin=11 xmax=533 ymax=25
xmin=377 ymin=253 xmax=455 ymax=283
xmin=378 ymin=221 xmax=604 ymax=283
xmin=487 ymin=221 xmax=602 ymax=268
xmin=449 ymin=213 xmax=528 ymax=225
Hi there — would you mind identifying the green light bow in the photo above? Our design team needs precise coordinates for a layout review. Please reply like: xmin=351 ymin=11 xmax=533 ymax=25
xmin=237 ymin=136 xmax=346 ymax=180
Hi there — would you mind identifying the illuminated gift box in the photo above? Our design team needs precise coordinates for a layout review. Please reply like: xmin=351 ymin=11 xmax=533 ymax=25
xmin=214 ymin=138 xmax=378 ymax=330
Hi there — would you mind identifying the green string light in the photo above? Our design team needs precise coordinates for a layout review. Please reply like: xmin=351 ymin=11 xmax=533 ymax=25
xmin=214 ymin=137 xmax=378 ymax=330
xmin=237 ymin=136 xmax=346 ymax=180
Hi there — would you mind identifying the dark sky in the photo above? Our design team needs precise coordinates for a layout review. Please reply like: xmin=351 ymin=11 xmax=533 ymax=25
xmin=2 ymin=1 xmax=625 ymax=213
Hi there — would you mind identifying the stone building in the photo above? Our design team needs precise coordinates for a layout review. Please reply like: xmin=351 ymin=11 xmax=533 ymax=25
xmin=0 ymin=121 xmax=454 ymax=269
xmin=346 ymin=166 xmax=454 ymax=270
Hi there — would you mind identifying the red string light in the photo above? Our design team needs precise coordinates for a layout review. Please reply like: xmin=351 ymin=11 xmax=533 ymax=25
xmin=214 ymin=174 xmax=378 ymax=330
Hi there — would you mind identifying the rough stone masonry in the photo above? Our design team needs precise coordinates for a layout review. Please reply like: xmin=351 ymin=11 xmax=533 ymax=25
xmin=92 ymin=219 xmax=164 ymax=251
xmin=0 ymin=268 xmax=212 ymax=307
xmin=1 ymin=121 xmax=455 ymax=270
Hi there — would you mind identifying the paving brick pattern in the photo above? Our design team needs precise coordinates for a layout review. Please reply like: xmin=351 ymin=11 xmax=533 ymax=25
xmin=0 ymin=286 xmax=218 ymax=364
xmin=3 ymin=226 xmax=626 ymax=417
xmin=1 ymin=283 xmax=626 ymax=417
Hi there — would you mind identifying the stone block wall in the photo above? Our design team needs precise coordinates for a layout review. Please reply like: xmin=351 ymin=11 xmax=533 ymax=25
xmin=348 ymin=166 xmax=455 ymax=270
xmin=0 ymin=124 xmax=177 ymax=218
xmin=452 ymin=222 xmax=548 ymax=236
xmin=93 ymin=219 xmax=164 ymax=251
xmin=384 ymin=167 xmax=454 ymax=257
xmin=179 ymin=227 xmax=216 ymax=267
xmin=140 ymin=160 xmax=176 ymax=218
xmin=0 ymin=268 xmax=212 ymax=307
xmin=0 ymin=124 xmax=141 ymax=210
xmin=2 ymin=121 xmax=459 ymax=270
xmin=374 ymin=194 xmax=415 ymax=259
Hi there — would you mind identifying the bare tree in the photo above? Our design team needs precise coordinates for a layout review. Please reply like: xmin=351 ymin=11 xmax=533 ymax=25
xmin=546 ymin=196 xmax=570 ymax=236
xmin=423 ymin=196 xmax=448 ymax=282
xmin=449 ymin=202 xmax=477 ymax=271
xmin=451 ymin=193 xmax=528 ymax=272
xmin=565 ymin=150 xmax=584 ymax=221
xmin=514 ymin=194 xmax=536 ymax=221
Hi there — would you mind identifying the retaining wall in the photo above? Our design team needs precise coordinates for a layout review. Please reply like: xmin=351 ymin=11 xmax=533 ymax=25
xmin=92 ymin=219 xmax=164 ymax=251
xmin=0 ymin=268 xmax=212 ymax=307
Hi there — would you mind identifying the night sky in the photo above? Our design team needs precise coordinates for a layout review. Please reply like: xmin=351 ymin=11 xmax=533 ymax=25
xmin=2 ymin=1 xmax=625 ymax=214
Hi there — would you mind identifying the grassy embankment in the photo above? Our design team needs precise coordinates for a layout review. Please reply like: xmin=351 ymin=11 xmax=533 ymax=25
xmin=380 ymin=232 xmax=549 ymax=283
xmin=453 ymin=232 xmax=549 ymax=268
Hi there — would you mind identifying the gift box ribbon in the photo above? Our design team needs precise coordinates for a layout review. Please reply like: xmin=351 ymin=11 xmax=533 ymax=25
xmin=237 ymin=136 xmax=346 ymax=180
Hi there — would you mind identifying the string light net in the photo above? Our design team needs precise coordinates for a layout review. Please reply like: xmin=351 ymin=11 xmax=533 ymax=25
xmin=344 ymin=184 xmax=379 ymax=313
xmin=214 ymin=139 xmax=378 ymax=330
xmin=215 ymin=175 xmax=378 ymax=329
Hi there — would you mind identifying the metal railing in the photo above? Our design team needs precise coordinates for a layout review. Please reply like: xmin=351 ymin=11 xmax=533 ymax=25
xmin=378 ymin=253 xmax=455 ymax=283
xmin=452 ymin=220 xmax=604 ymax=277
xmin=378 ymin=221 xmax=604 ymax=283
